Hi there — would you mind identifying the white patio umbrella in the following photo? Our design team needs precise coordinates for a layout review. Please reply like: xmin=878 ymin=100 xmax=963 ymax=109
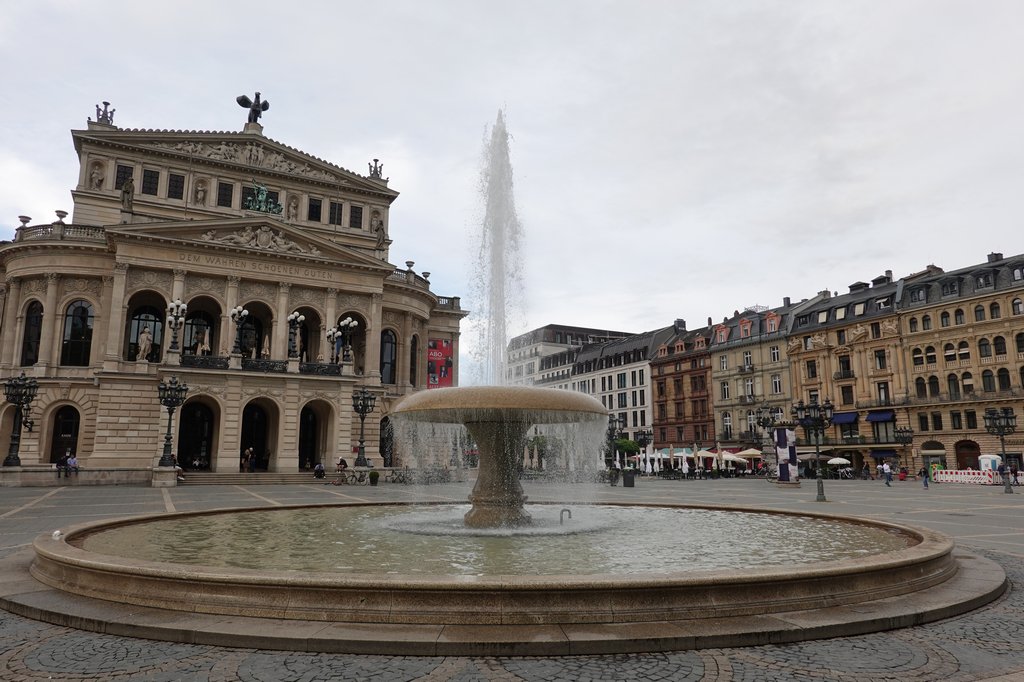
xmin=827 ymin=457 xmax=852 ymax=466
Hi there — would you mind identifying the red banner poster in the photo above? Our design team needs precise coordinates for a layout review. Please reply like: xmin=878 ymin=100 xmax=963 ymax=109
xmin=427 ymin=338 xmax=454 ymax=388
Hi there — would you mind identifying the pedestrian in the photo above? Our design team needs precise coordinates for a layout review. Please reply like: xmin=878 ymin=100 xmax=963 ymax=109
xmin=918 ymin=465 xmax=929 ymax=489
xmin=882 ymin=461 xmax=892 ymax=487
xmin=1012 ymin=466 xmax=1020 ymax=486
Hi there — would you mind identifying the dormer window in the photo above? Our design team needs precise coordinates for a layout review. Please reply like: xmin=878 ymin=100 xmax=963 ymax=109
xmin=876 ymin=297 xmax=891 ymax=310
xmin=941 ymin=281 xmax=959 ymax=296
xmin=817 ymin=310 xmax=829 ymax=323
xmin=835 ymin=307 xmax=846 ymax=320
xmin=909 ymin=288 xmax=926 ymax=303
xmin=976 ymin=273 xmax=993 ymax=288
xmin=854 ymin=303 xmax=865 ymax=315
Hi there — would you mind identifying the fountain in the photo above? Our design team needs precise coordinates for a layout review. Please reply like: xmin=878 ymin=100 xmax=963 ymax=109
xmin=392 ymin=385 xmax=606 ymax=527
xmin=10 ymin=111 xmax=1007 ymax=655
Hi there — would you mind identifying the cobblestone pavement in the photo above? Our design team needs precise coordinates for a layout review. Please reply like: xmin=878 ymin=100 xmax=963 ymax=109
xmin=2 ymin=478 xmax=1023 ymax=681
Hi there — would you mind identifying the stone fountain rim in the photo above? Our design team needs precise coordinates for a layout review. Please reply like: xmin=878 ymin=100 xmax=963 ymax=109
xmin=392 ymin=385 xmax=608 ymax=421
xmin=36 ymin=501 xmax=950 ymax=589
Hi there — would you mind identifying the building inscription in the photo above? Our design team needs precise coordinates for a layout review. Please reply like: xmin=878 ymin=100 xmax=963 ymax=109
xmin=178 ymin=253 xmax=336 ymax=281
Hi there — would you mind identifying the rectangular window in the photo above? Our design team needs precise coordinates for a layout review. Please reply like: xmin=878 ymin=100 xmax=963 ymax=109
xmin=877 ymin=381 xmax=890 ymax=404
xmin=141 ymin=169 xmax=160 ymax=195
xmin=767 ymin=318 xmax=777 ymax=332
xmin=806 ymin=360 xmax=817 ymax=379
xmin=676 ymin=427 xmax=685 ymax=442
xmin=931 ymin=412 xmax=943 ymax=431
xmin=874 ymin=349 xmax=887 ymax=370
xmin=656 ymin=381 xmax=665 ymax=398
xmin=349 ymin=204 xmax=363 ymax=228
xmin=836 ymin=329 xmax=846 ymax=345
xmin=840 ymin=385 xmax=854 ymax=404
xmin=870 ymin=322 xmax=881 ymax=338
xmin=617 ymin=393 xmax=627 ymax=409
xmin=631 ymin=390 xmax=638 ymax=407
xmin=719 ymin=355 xmax=728 ymax=370
xmin=720 ymin=381 xmax=730 ymax=400
xmin=328 ymin=201 xmax=343 ymax=225
xmin=770 ymin=346 xmax=780 ymax=362
xmin=639 ymin=369 xmax=644 ymax=385
xmin=631 ymin=370 xmax=637 ymax=387
xmin=307 ymin=198 xmax=322 ymax=222
xmin=772 ymin=374 xmax=782 ymax=394
xmin=817 ymin=310 xmax=829 ymax=323
xmin=675 ymin=402 xmax=684 ymax=418
xmin=918 ymin=413 xmax=930 ymax=431
xmin=617 ymin=372 xmax=627 ymax=389
xmin=910 ymin=288 xmax=925 ymax=303
xmin=115 ymin=164 xmax=133 ymax=189
xmin=167 ymin=173 xmax=185 ymax=200
xmin=217 ymin=182 xmax=234 ymax=207
xmin=835 ymin=307 xmax=846 ymax=320
xmin=951 ymin=411 xmax=962 ymax=429
xmin=965 ymin=410 xmax=977 ymax=429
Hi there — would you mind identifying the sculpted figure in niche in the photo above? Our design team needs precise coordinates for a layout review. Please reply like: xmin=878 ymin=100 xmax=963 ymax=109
xmin=193 ymin=181 xmax=207 ymax=206
xmin=287 ymin=197 xmax=299 ymax=221
xmin=195 ymin=327 xmax=210 ymax=355
xmin=120 ymin=176 xmax=134 ymax=212
xmin=262 ymin=335 xmax=271 ymax=359
xmin=90 ymin=163 xmax=104 ymax=190
xmin=135 ymin=326 xmax=152 ymax=361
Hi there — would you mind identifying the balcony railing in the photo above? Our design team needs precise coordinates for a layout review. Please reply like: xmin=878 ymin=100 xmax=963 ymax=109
xmin=737 ymin=364 xmax=755 ymax=374
xmin=300 ymin=362 xmax=342 ymax=375
xmin=180 ymin=355 xmax=230 ymax=370
xmin=833 ymin=369 xmax=856 ymax=380
xmin=17 ymin=223 xmax=106 ymax=242
xmin=241 ymin=359 xmax=288 ymax=373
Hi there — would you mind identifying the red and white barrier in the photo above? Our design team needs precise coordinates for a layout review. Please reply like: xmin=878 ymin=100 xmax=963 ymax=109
xmin=932 ymin=469 xmax=997 ymax=485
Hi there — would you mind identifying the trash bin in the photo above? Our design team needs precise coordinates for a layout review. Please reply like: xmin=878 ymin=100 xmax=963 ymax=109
xmin=622 ymin=471 xmax=635 ymax=487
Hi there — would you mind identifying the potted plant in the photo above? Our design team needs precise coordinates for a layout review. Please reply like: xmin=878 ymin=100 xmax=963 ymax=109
xmin=368 ymin=469 xmax=379 ymax=486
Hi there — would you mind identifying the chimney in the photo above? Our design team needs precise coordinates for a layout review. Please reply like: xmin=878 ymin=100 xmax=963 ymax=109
xmin=674 ymin=318 xmax=686 ymax=332
xmin=849 ymin=281 xmax=869 ymax=293
xmin=707 ymin=316 xmax=712 ymax=327
xmin=818 ymin=289 xmax=831 ymax=299
xmin=988 ymin=252 xmax=1004 ymax=263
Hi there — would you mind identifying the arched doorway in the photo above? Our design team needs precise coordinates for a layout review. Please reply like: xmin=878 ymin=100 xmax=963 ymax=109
xmin=49 ymin=406 xmax=80 ymax=463
xmin=241 ymin=402 xmax=269 ymax=471
xmin=955 ymin=440 xmax=981 ymax=470
xmin=178 ymin=402 xmax=216 ymax=471
xmin=379 ymin=416 xmax=394 ymax=467
xmin=298 ymin=405 xmax=318 ymax=470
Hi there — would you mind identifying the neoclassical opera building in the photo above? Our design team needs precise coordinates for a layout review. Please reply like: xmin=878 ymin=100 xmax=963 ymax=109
xmin=0 ymin=101 xmax=466 ymax=484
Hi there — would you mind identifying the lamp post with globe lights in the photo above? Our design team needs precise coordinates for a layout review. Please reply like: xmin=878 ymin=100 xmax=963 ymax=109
xmin=894 ymin=426 xmax=914 ymax=472
xmin=792 ymin=398 xmax=834 ymax=502
xmin=165 ymin=299 xmax=187 ymax=352
xmin=230 ymin=306 xmax=249 ymax=355
xmin=351 ymin=387 xmax=377 ymax=468
xmin=337 ymin=317 xmax=359 ymax=362
xmin=286 ymin=311 xmax=305 ymax=358
xmin=984 ymin=407 xmax=1017 ymax=494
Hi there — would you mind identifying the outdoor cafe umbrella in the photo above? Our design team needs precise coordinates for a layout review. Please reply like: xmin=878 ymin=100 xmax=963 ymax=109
xmin=827 ymin=457 xmax=852 ymax=466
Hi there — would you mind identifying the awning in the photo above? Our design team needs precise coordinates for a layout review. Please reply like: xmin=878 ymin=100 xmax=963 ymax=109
xmin=830 ymin=412 xmax=859 ymax=425
xmin=870 ymin=449 xmax=897 ymax=459
xmin=866 ymin=410 xmax=895 ymax=422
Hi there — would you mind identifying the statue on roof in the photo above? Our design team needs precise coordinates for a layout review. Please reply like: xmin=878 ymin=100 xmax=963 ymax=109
xmin=237 ymin=91 xmax=270 ymax=124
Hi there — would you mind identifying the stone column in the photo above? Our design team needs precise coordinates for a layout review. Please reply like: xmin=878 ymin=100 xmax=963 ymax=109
xmin=1 ymin=277 xmax=22 ymax=368
xmin=222 ymin=276 xmax=239 ymax=356
xmin=366 ymin=294 xmax=382 ymax=379
xmin=93 ymin=276 xmax=114 ymax=366
xmin=324 ymin=288 xmax=337 ymax=362
xmin=105 ymin=263 xmax=129 ymax=367
xmin=275 ymin=282 xmax=290 ymax=360
xmin=172 ymin=268 xmax=187 ymax=301
xmin=37 ymin=273 xmax=60 ymax=369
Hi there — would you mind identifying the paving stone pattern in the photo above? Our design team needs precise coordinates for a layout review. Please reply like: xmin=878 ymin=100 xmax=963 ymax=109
xmin=1 ymin=479 xmax=1023 ymax=681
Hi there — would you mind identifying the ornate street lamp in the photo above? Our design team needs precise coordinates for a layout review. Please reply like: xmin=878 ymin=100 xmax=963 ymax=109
xmin=792 ymin=398 xmax=834 ymax=502
xmin=3 ymin=373 xmax=39 ymax=467
xmin=337 ymin=317 xmax=359 ymax=362
xmin=605 ymin=414 xmax=623 ymax=468
xmin=894 ymin=425 xmax=914 ymax=471
xmin=286 ymin=311 xmax=305 ymax=358
xmin=166 ymin=298 xmax=187 ymax=352
xmin=157 ymin=376 xmax=189 ymax=468
xmin=230 ymin=306 xmax=249 ymax=354
xmin=984 ymin=407 xmax=1017 ymax=494
xmin=755 ymin=406 xmax=778 ymax=474
xmin=351 ymin=387 xmax=377 ymax=468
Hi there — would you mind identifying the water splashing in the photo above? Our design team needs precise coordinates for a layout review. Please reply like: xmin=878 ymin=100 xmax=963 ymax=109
xmin=470 ymin=110 xmax=524 ymax=386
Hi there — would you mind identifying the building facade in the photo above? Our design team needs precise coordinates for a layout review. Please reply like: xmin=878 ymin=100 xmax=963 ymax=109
xmin=505 ymin=324 xmax=633 ymax=385
xmin=0 ymin=103 xmax=466 ymax=483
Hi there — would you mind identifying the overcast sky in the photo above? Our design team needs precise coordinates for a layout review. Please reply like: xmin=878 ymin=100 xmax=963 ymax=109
xmin=3 ymin=1 xmax=1023 ymax=373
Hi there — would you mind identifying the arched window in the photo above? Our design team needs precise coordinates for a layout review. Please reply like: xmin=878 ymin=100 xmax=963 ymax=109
xmin=990 ymin=302 xmax=1001 ymax=319
xmin=128 ymin=306 xmax=163 ymax=361
xmin=409 ymin=335 xmax=419 ymax=387
xmin=20 ymin=300 xmax=43 ymax=366
xmin=943 ymin=343 xmax=956 ymax=362
xmin=962 ymin=372 xmax=974 ymax=393
xmin=947 ymin=374 xmax=960 ymax=399
xmin=60 ymin=300 xmax=94 ymax=366
xmin=925 ymin=346 xmax=937 ymax=364
xmin=915 ymin=377 xmax=927 ymax=398
xmin=975 ymin=305 xmax=985 ymax=322
xmin=1014 ymin=299 xmax=1024 ymax=315
xmin=183 ymin=312 xmax=216 ymax=356
xmin=908 ymin=317 xmax=918 ymax=332
xmin=1015 ymin=266 xmax=1024 ymax=281
xmin=994 ymin=336 xmax=1007 ymax=355
xmin=982 ymin=370 xmax=995 ymax=392
xmin=940 ymin=311 xmax=950 ymax=327
xmin=928 ymin=375 xmax=940 ymax=397
xmin=978 ymin=338 xmax=992 ymax=358
xmin=997 ymin=368 xmax=1011 ymax=390
xmin=954 ymin=308 xmax=965 ymax=325
xmin=922 ymin=315 xmax=932 ymax=330
xmin=380 ymin=329 xmax=397 ymax=384
xmin=912 ymin=348 xmax=924 ymax=366
xmin=958 ymin=341 xmax=970 ymax=360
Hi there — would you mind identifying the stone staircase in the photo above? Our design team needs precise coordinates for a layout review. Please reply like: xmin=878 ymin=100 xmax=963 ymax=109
xmin=180 ymin=472 xmax=327 ymax=485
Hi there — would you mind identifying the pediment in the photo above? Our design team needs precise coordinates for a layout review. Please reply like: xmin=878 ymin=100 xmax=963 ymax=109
xmin=74 ymin=128 xmax=397 ymax=199
xmin=107 ymin=217 xmax=389 ymax=270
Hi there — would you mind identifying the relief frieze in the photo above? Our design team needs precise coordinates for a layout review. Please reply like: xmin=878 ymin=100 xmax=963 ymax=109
xmin=144 ymin=141 xmax=340 ymax=182
xmin=199 ymin=226 xmax=321 ymax=256
xmin=177 ymin=252 xmax=338 ymax=283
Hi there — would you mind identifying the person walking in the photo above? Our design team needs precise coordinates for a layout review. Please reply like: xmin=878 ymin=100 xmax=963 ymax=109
xmin=918 ymin=465 xmax=929 ymax=489
xmin=882 ymin=461 xmax=892 ymax=487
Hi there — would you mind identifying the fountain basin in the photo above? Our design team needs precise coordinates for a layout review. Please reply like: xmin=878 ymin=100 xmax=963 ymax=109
xmin=32 ymin=502 xmax=958 ymax=627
